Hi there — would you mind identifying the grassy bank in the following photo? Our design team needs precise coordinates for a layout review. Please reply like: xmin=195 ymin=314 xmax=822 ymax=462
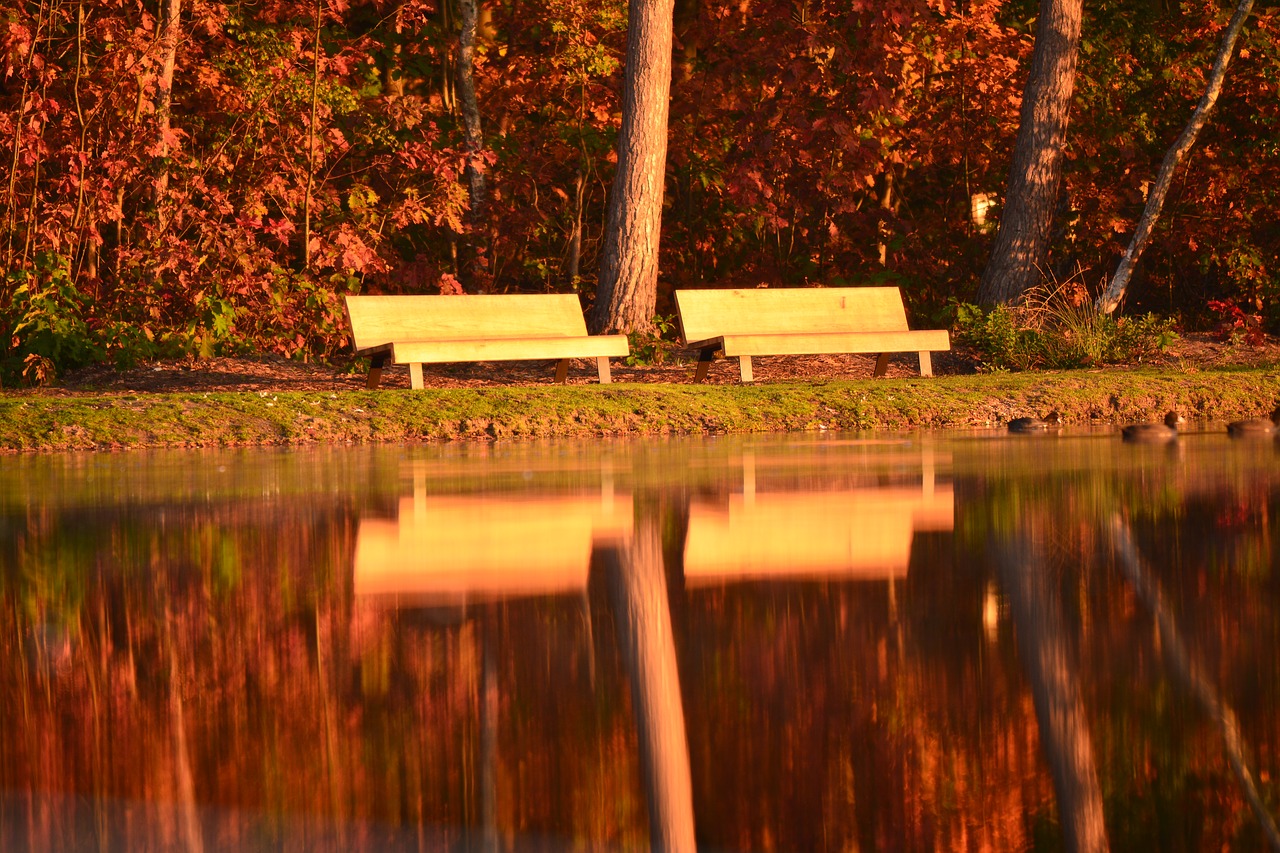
xmin=1 ymin=366 xmax=1277 ymax=452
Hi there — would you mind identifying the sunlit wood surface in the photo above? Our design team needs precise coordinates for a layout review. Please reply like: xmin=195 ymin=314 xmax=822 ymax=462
xmin=683 ymin=485 xmax=954 ymax=583
xmin=674 ymin=287 xmax=950 ymax=381
xmin=346 ymin=293 xmax=605 ymax=351
xmin=354 ymin=491 xmax=633 ymax=604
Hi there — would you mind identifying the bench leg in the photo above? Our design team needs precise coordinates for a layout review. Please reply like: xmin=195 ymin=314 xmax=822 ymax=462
xmin=409 ymin=363 xmax=424 ymax=390
xmin=739 ymin=355 xmax=754 ymax=384
xmin=918 ymin=351 xmax=934 ymax=377
xmin=553 ymin=358 xmax=570 ymax=384
xmin=366 ymin=353 xmax=387 ymax=389
xmin=596 ymin=356 xmax=613 ymax=384
xmin=693 ymin=348 xmax=715 ymax=383
xmin=873 ymin=353 xmax=891 ymax=377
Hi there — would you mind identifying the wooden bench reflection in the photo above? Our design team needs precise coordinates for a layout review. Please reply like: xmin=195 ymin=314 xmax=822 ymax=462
xmin=682 ymin=486 xmax=954 ymax=584
xmin=354 ymin=490 xmax=633 ymax=605
xmin=356 ymin=451 xmax=954 ymax=601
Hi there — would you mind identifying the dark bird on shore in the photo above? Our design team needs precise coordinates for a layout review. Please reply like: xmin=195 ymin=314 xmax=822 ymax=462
xmin=1121 ymin=411 xmax=1185 ymax=443
xmin=1226 ymin=405 xmax=1280 ymax=438
xmin=1008 ymin=411 xmax=1062 ymax=433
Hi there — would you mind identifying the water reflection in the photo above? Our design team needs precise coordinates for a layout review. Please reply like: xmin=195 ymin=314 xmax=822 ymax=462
xmin=989 ymin=528 xmax=1109 ymax=852
xmin=354 ymin=466 xmax=632 ymax=605
xmin=683 ymin=450 xmax=952 ymax=582
xmin=0 ymin=434 xmax=1278 ymax=851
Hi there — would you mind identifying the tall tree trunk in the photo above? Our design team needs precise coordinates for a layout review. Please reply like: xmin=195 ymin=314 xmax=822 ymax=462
xmin=975 ymin=0 xmax=1083 ymax=306
xmin=1095 ymin=0 xmax=1255 ymax=314
xmin=994 ymin=532 xmax=1109 ymax=853
xmin=603 ymin=523 xmax=697 ymax=853
xmin=153 ymin=0 xmax=183 ymax=210
xmin=589 ymin=0 xmax=676 ymax=336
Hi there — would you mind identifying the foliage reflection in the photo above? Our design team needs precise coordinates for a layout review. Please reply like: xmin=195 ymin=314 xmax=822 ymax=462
xmin=0 ymin=435 xmax=1277 ymax=851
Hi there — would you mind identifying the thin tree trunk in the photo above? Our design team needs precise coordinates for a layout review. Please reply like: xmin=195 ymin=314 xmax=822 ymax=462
xmin=153 ymin=0 xmax=182 ymax=209
xmin=877 ymin=169 xmax=894 ymax=266
xmin=72 ymin=2 xmax=88 ymax=253
xmin=994 ymin=533 xmax=1109 ymax=853
xmin=4 ymin=0 xmax=46 ymax=271
xmin=975 ymin=0 xmax=1083 ymax=306
xmin=456 ymin=0 xmax=486 ymax=291
xmin=589 ymin=0 xmax=676 ymax=335
xmin=1095 ymin=0 xmax=1255 ymax=314
xmin=21 ymin=117 xmax=46 ymax=268
xmin=302 ymin=0 xmax=323 ymax=269
xmin=603 ymin=524 xmax=697 ymax=853
xmin=567 ymin=166 xmax=586 ymax=284
xmin=440 ymin=0 xmax=457 ymax=113
xmin=457 ymin=0 xmax=485 ymax=220
xmin=383 ymin=2 xmax=405 ymax=98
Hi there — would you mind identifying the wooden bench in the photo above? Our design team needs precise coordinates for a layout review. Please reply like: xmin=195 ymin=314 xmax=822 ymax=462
xmin=674 ymin=287 xmax=950 ymax=383
xmin=344 ymin=294 xmax=630 ymax=389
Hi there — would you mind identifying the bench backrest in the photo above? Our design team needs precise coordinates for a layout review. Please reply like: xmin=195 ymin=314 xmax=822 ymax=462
xmin=675 ymin=287 xmax=913 ymax=342
xmin=345 ymin=294 xmax=591 ymax=351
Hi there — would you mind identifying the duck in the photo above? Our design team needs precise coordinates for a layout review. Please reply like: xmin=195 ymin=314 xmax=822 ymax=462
xmin=1008 ymin=411 xmax=1062 ymax=433
xmin=1226 ymin=405 xmax=1280 ymax=438
xmin=1121 ymin=411 xmax=1185 ymax=443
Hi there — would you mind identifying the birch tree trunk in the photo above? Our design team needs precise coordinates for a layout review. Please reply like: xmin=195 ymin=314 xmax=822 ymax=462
xmin=975 ymin=0 xmax=1083 ymax=306
xmin=1095 ymin=0 xmax=1255 ymax=314
xmin=589 ymin=0 xmax=675 ymax=335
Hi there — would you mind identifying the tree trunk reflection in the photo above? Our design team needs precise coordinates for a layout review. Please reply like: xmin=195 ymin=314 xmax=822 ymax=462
xmin=1110 ymin=515 xmax=1280 ymax=851
xmin=602 ymin=523 xmax=697 ymax=853
xmin=994 ymin=532 xmax=1109 ymax=853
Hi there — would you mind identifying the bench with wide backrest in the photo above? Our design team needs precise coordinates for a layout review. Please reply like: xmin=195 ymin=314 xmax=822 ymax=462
xmin=674 ymin=286 xmax=950 ymax=383
xmin=344 ymin=294 xmax=630 ymax=389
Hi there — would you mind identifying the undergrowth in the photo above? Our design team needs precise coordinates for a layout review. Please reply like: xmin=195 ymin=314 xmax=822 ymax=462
xmin=953 ymin=284 xmax=1179 ymax=371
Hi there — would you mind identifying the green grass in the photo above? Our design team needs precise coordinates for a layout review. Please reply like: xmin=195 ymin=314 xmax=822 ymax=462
xmin=1 ymin=367 xmax=1277 ymax=452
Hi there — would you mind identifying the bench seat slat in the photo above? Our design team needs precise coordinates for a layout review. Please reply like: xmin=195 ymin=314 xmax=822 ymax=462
xmin=706 ymin=329 xmax=950 ymax=357
xmin=383 ymin=335 xmax=629 ymax=365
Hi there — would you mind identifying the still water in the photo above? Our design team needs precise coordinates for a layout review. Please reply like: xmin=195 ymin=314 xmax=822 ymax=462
xmin=1 ymin=428 xmax=1278 ymax=851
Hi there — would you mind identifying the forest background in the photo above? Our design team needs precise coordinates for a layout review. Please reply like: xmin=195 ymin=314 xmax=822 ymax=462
xmin=2 ymin=0 xmax=1278 ymax=386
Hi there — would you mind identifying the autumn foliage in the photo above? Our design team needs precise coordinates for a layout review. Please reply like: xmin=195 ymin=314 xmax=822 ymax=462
xmin=2 ymin=0 xmax=1278 ymax=382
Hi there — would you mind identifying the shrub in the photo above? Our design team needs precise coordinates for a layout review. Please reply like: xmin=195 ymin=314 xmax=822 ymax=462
xmin=2 ymin=254 xmax=104 ymax=386
xmin=625 ymin=314 xmax=679 ymax=366
xmin=953 ymin=285 xmax=1178 ymax=371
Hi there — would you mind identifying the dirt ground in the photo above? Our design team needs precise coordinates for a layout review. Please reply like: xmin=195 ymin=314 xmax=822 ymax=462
xmin=38 ymin=331 xmax=1280 ymax=396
